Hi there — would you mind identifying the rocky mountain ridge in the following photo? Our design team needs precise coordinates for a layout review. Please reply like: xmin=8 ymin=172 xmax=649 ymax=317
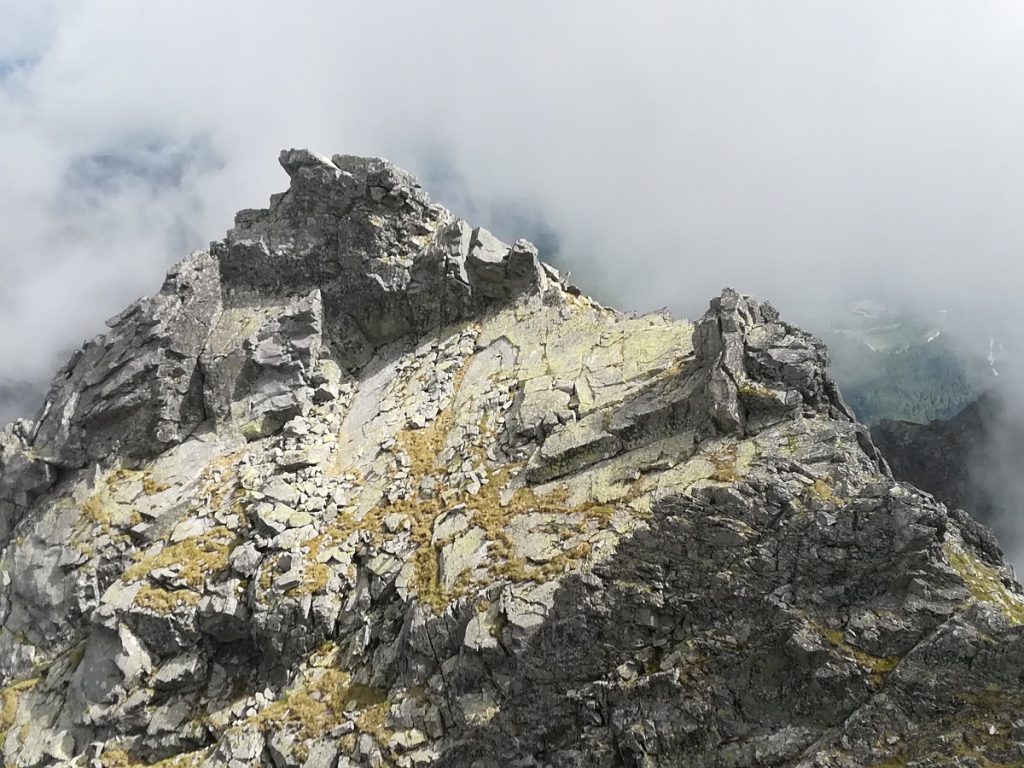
xmin=1 ymin=149 xmax=1024 ymax=767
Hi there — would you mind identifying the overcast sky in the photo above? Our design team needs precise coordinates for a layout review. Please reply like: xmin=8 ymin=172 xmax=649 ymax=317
xmin=3 ymin=1 xmax=1024 ymax=392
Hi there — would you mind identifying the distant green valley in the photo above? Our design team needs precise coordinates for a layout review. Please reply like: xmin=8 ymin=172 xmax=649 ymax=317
xmin=818 ymin=299 xmax=994 ymax=425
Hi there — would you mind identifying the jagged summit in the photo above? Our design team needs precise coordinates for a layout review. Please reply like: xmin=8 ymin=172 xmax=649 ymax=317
xmin=24 ymin=149 xmax=560 ymax=472
xmin=0 ymin=151 xmax=1023 ymax=767
xmin=220 ymin=149 xmax=554 ymax=357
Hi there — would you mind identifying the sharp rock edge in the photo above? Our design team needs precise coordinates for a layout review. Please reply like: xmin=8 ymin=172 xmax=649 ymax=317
xmin=0 ymin=149 xmax=1022 ymax=767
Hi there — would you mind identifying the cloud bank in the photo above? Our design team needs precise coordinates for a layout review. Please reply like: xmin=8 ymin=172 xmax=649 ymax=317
xmin=3 ymin=1 xmax=1024 ymax=402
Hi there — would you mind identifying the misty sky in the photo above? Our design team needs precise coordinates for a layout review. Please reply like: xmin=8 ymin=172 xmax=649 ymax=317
xmin=3 ymin=1 xmax=1024 ymax=393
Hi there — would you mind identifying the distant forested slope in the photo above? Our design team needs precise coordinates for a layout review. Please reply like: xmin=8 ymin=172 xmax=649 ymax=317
xmin=825 ymin=334 xmax=983 ymax=425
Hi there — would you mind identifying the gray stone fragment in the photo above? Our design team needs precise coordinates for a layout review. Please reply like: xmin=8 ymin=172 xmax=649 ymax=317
xmin=153 ymin=649 xmax=206 ymax=690
xmin=146 ymin=697 xmax=191 ymax=735
xmin=431 ymin=508 xmax=470 ymax=544
xmin=229 ymin=541 xmax=262 ymax=577
xmin=302 ymin=740 xmax=340 ymax=768
xmin=203 ymin=290 xmax=325 ymax=440
xmin=213 ymin=724 xmax=266 ymax=767
xmin=527 ymin=411 xmax=622 ymax=483
xmin=0 ymin=420 xmax=56 ymax=529
xmin=693 ymin=288 xmax=855 ymax=437
xmin=439 ymin=527 xmax=488 ymax=589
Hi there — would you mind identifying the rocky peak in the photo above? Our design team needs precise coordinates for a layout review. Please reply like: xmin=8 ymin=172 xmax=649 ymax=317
xmin=694 ymin=288 xmax=854 ymax=432
xmin=18 ymin=149 xmax=553 ymax=475
xmin=219 ymin=149 xmax=549 ymax=366
xmin=0 ymin=151 xmax=1022 ymax=767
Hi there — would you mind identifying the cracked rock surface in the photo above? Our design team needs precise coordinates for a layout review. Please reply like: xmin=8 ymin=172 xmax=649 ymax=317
xmin=1 ymin=150 xmax=1024 ymax=767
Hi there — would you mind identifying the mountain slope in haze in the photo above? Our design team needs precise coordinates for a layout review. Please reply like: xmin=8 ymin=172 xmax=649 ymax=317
xmin=821 ymin=301 xmax=990 ymax=425
xmin=2 ymin=150 xmax=1024 ymax=767
xmin=872 ymin=392 xmax=1024 ymax=557
xmin=828 ymin=334 xmax=982 ymax=424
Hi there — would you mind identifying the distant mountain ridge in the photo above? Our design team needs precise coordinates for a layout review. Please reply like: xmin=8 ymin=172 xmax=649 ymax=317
xmin=872 ymin=392 xmax=1024 ymax=549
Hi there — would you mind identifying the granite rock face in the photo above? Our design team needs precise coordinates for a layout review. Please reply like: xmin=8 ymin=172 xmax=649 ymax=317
xmin=2 ymin=150 xmax=1024 ymax=767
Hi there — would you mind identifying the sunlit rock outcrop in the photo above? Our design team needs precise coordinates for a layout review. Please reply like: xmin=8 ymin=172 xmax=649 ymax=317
xmin=1 ymin=150 xmax=1023 ymax=767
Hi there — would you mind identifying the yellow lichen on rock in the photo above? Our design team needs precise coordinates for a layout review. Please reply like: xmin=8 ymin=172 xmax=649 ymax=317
xmin=0 ymin=676 xmax=39 ymax=737
xmin=80 ymin=481 xmax=141 ymax=533
xmin=944 ymin=540 xmax=1024 ymax=625
xmin=133 ymin=584 xmax=202 ymax=613
xmin=709 ymin=445 xmax=740 ymax=483
xmin=141 ymin=472 xmax=171 ymax=496
xmin=97 ymin=746 xmax=212 ymax=768
xmin=818 ymin=625 xmax=899 ymax=685
xmin=807 ymin=477 xmax=843 ymax=505
xmin=123 ymin=526 xmax=240 ymax=589
xmin=294 ymin=344 xmax=625 ymax=613
xmin=250 ymin=660 xmax=391 ymax=760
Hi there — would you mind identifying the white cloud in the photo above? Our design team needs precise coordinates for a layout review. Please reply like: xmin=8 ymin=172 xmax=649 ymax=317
xmin=3 ymin=0 xmax=1024 ymax=383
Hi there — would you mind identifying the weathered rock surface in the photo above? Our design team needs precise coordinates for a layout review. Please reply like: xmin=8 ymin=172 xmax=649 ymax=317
xmin=1 ymin=150 xmax=1023 ymax=767
xmin=32 ymin=252 xmax=222 ymax=469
